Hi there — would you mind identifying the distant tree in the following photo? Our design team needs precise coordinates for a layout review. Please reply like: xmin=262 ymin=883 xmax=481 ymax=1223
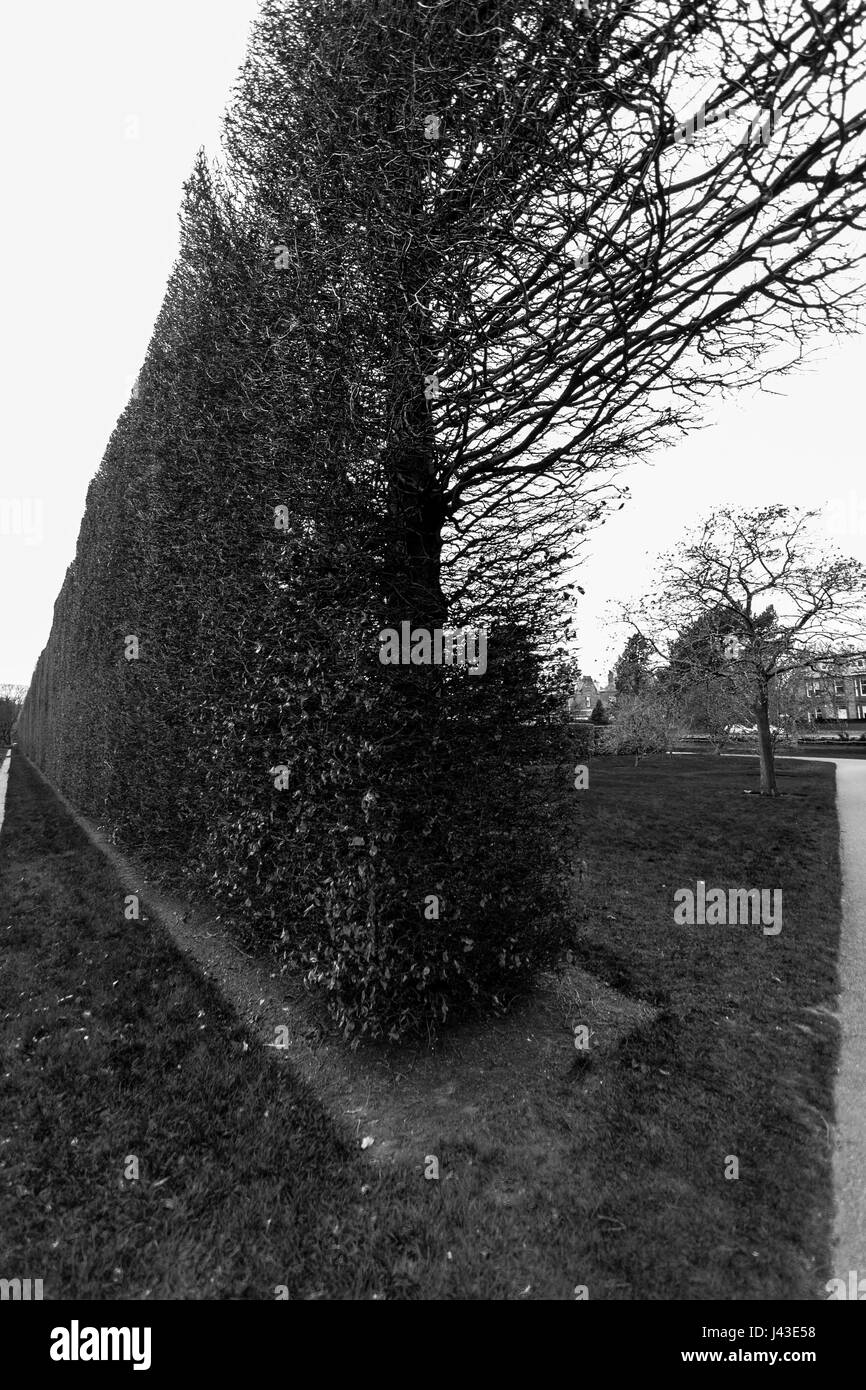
xmin=767 ymin=667 xmax=816 ymax=745
xmin=589 ymin=699 xmax=609 ymax=725
xmin=600 ymin=690 xmax=685 ymax=765
xmin=557 ymin=652 xmax=583 ymax=719
xmin=627 ymin=507 xmax=866 ymax=794
xmin=0 ymin=683 xmax=27 ymax=747
xmin=661 ymin=610 xmax=751 ymax=752
xmin=613 ymin=633 xmax=655 ymax=697
xmin=678 ymin=676 xmax=746 ymax=754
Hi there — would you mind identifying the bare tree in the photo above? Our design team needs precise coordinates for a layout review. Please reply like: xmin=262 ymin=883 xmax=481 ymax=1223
xmin=601 ymin=687 xmax=686 ymax=764
xmin=627 ymin=506 xmax=866 ymax=793
xmin=0 ymin=683 xmax=28 ymax=746
xmin=223 ymin=0 xmax=866 ymax=624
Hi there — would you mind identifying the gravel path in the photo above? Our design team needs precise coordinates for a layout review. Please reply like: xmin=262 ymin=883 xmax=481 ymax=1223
xmin=821 ymin=758 xmax=866 ymax=1286
xmin=0 ymin=747 xmax=11 ymax=838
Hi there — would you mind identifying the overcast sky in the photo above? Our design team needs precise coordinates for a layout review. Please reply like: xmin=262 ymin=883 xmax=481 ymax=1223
xmin=1 ymin=1 xmax=864 ymax=689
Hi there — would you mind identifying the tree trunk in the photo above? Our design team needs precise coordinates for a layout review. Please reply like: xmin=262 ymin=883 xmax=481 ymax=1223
xmin=383 ymin=401 xmax=448 ymax=624
xmin=378 ymin=162 xmax=447 ymax=626
xmin=754 ymin=693 xmax=778 ymax=795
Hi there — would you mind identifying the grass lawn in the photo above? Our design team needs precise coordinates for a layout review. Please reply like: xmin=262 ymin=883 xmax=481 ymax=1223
xmin=0 ymin=750 xmax=841 ymax=1299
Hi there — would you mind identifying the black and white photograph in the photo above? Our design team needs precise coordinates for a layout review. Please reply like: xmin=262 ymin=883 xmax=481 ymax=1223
xmin=2 ymin=0 xmax=866 ymax=1355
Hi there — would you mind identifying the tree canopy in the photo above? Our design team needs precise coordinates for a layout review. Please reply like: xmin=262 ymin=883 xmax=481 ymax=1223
xmin=625 ymin=505 xmax=866 ymax=791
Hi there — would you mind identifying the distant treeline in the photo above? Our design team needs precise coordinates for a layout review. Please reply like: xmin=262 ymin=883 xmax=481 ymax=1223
xmin=0 ymin=686 xmax=26 ymax=746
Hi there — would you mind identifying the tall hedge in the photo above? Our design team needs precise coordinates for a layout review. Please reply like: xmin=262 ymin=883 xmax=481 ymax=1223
xmin=18 ymin=5 xmax=581 ymax=1041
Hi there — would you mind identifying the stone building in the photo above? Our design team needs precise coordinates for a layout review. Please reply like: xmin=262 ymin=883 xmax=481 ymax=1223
xmin=598 ymin=670 xmax=618 ymax=710
xmin=568 ymin=672 xmax=618 ymax=720
xmin=800 ymin=662 xmax=866 ymax=731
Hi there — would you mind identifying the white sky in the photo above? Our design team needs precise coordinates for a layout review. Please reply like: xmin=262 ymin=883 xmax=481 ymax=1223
xmin=1 ymin=2 xmax=864 ymax=689
xmin=578 ymin=333 xmax=866 ymax=682
xmin=0 ymin=0 xmax=261 ymax=687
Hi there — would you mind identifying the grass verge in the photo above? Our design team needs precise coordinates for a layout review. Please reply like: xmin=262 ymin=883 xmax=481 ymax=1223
xmin=0 ymin=751 xmax=841 ymax=1298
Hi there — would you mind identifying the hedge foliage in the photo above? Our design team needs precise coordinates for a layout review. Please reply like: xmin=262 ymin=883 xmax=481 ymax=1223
xmin=18 ymin=2 xmax=582 ymax=1040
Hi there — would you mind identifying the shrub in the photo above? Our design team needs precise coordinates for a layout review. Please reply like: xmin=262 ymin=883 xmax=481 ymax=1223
xmin=600 ymin=693 xmax=685 ymax=761
xmin=588 ymin=699 xmax=609 ymax=725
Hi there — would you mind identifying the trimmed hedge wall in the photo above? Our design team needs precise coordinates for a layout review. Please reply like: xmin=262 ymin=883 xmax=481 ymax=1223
xmin=17 ymin=150 xmax=579 ymax=1041
xmin=18 ymin=1 xmax=589 ymax=1039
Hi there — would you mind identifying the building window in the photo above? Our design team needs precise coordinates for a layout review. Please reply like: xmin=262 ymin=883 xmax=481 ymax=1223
xmin=855 ymin=676 xmax=866 ymax=698
xmin=857 ymin=703 xmax=866 ymax=720
xmin=835 ymin=679 xmax=847 ymax=698
xmin=837 ymin=707 xmax=849 ymax=720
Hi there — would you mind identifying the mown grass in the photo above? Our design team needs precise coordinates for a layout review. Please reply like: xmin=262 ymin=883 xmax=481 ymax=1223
xmin=572 ymin=752 xmax=841 ymax=1299
xmin=0 ymin=750 xmax=841 ymax=1298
